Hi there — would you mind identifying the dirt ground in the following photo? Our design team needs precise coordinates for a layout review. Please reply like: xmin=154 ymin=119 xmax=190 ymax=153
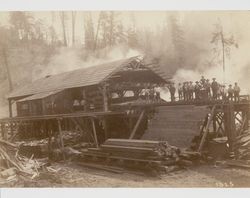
xmin=2 ymin=161 xmax=250 ymax=188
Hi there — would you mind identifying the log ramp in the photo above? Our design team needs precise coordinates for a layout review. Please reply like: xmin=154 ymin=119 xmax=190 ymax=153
xmin=141 ymin=105 xmax=209 ymax=148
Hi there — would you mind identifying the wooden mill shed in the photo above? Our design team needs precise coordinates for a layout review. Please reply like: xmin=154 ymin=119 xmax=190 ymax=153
xmin=7 ymin=56 xmax=170 ymax=118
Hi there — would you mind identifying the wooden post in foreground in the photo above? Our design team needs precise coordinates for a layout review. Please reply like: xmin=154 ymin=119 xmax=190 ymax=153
xmin=91 ymin=118 xmax=99 ymax=148
xmin=57 ymin=119 xmax=65 ymax=160
xmin=198 ymin=105 xmax=216 ymax=152
xmin=129 ymin=110 xmax=145 ymax=139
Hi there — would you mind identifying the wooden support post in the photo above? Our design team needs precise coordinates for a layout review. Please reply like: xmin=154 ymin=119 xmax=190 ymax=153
xmin=47 ymin=121 xmax=52 ymax=160
xmin=57 ymin=119 xmax=65 ymax=160
xmin=243 ymin=110 xmax=249 ymax=131
xmin=4 ymin=124 xmax=8 ymax=141
xmin=238 ymin=116 xmax=247 ymax=135
xmin=102 ymin=84 xmax=109 ymax=112
xmin=198 ymin=105 xmax=216 ymax=152
xmin=91 ymin=118 xmax=99 ymax=148
xmin=224 ymin=102 xmax=236 ymax=152
xmin=103 ymin=117 xmax=108 ymax=140
xmin=129 ymin=110 xmax=145 ymax=139
xmin=1 ymin=123 xmax=4 ymax=139
xmin=212 ymin=113 xmax=217 ymax=132
xmin=8 ymin=99 xmax=13 ymax=118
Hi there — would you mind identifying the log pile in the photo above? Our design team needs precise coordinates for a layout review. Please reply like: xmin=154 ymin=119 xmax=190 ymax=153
xmin=234 ymin=129 xmax=250 ymax=160
xmin=0 ymin=139 xmax=47 ymax=181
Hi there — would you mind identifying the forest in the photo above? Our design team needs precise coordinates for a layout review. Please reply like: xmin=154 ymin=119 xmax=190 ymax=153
xmin=0 ymin=11 xmax=249 ymax=117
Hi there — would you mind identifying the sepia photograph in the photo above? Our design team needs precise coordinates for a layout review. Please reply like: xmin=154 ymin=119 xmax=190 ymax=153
xmin=0 ymin=9 xmax=250 ymax=189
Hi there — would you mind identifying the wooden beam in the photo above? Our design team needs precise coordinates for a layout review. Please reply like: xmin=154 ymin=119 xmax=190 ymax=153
xmin=57 ymin=119 xmax=65 ymax=160
xmin=198 ymin=105 xmax=216 ymax=152
xmin=8 ymin=99 xmax=13 ymax=118
xmin=129 ymin=110 xmax=145 ymax=139
xmin=102 ymin=118 xmax=108 ymax=140
xmin=102 ymin=84 xmax=109 ymax=112
xmin=91 ymin=118 xmax=99 ymax=148
xmin=0 ymin=123 xmax=4 ymax=139
xmin=224 ymin=102 xmax=236 ymax=152
xmin=238 ymin=116 xmax=247 ymax=136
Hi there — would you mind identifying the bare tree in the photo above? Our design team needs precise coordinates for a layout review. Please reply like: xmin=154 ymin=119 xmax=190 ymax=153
xmin=211 ymin=20 xmax=238 ymax=83
xmin=59 ymin=11 xmax=67 ymax=46
xmin=71 ymin=11 xmax=77 ymax=46
xmin=168 ymin=14 xmax=186 ymax=68
xmin=84 ymin=12 xmax=95 ymax=51
xmin=93 ymin=11 xmax=103 ymax=51
xmin=1 ymin=47 xmax=13 ymax=91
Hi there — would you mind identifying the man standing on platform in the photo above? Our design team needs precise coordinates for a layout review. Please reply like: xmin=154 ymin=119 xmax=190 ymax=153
xmin=183 ymin=82 xmax=188 ymax=101
xmin=220 ymin=85 xmax=227 ymax=101
xmin=205 ymin=79 xmax=211 ymax=99
xmin=194 ymin=81 xmax=200 ymax=101
xmin=168 ymin=82 xmax=176 ymax=102
xmin=211 ymin=78 xmax=219 ymax=100
xmin=200 ymin=76 xmax=206 ymax=87
xmin=189 ymin=81 xmax=194 ymax=100
xmin=178 ymin=83 xmax=183 ymax=101
xmin=228 ymin=84 xmax=234 ymax=101
xmin=233 ymin=82 xmax=241 ymax=102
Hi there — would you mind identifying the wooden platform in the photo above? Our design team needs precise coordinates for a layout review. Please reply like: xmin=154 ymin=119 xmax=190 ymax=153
xmin=0 ymin=110 xmax=126 ymax=122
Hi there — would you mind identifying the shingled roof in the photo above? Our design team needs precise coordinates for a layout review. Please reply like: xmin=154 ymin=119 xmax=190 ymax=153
xmin=8 ymin=56 xmax=170 ymax=100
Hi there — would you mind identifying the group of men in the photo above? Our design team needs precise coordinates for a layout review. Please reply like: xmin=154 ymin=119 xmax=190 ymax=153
xmin=168 ymin=76 xmax=241 ymax=102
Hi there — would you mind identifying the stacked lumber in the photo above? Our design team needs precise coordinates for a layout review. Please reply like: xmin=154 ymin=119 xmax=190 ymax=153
xmin=100 ymin=139 xmax=180 ymax=160
xmin=234 ymin=129 xmax=250 ymax=159
xmin=81 ymin=139 xmax=200 ymax=172
xmin=0 ymin=139 xmax=46 ymax=181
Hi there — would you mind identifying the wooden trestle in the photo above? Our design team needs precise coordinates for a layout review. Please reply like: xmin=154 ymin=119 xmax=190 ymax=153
xmin=0 ymin=97 xmax=249 ymax=153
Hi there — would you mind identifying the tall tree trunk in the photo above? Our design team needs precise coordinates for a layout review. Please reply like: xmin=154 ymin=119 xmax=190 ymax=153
xmin=94 ymin=12 xmax=102 ymax=51
xmin=71 ymin=11 xmax=76 ymax=46
xmin=2 ymin=48 xmax=13 ymax=92
xmin=60 ymin=11 xmax=67 ymax=47
xmin=109 ymin=12 xmax=114 ymax=47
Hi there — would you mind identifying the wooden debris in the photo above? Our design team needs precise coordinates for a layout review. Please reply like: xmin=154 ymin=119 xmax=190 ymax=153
xmin=0 ymin=138 xmax=46 ymax=179
xmin=234 ymin=129 xmax=250 ymax=160
xmin=77 ymin=162 xmax=124 ymax=173
xmin=225 ymin=159 xmax=250 ymax=169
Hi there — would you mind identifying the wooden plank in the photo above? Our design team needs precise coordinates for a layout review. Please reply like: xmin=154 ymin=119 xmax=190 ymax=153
xmin=104 ymin=138 xmax=160 ymax=148
xmin=91 ymin=118 xmax=99 ymax=148
xmin=100 ymin=145 xmax=154 ymax=154
xmin=129 ymin=110 xmax=145 ymax=139
xmin=198 ymin=105 xmax=217 ymax=152
xmin=225 ymin=160 xmax=250 ymax=169
xmin=77 ymin=162 xmax=124 ymax=173
xmin=57 ymin=119 xmax=65 ymax=160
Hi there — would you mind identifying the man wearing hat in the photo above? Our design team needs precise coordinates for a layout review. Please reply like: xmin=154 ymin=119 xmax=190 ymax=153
xmin=183 ymin=82 xmax=188 ymax=101
xmin=188 ymin=81 xmax=194 ymax=100
xmin=205 ymin=79 xmax=211 ymax=99
xmin=211 ymin=78 xmax=219 ymax=100
xmin=220 ymin=84 xmax=227 ymax=101
xmin=178 ymin=82 xmax=183 ymax=101
xmin=168 ymin=82 xmax=176 ymax=102
xmin=194 ymin=81 xmax=201 ymax=100
xmin=228 ymin=84 xmax=234 ymax=101
xmin=233 ymin=82 xmax=241 ymax=102
xmin=200 ymin=76 xmax=206 ymax=87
